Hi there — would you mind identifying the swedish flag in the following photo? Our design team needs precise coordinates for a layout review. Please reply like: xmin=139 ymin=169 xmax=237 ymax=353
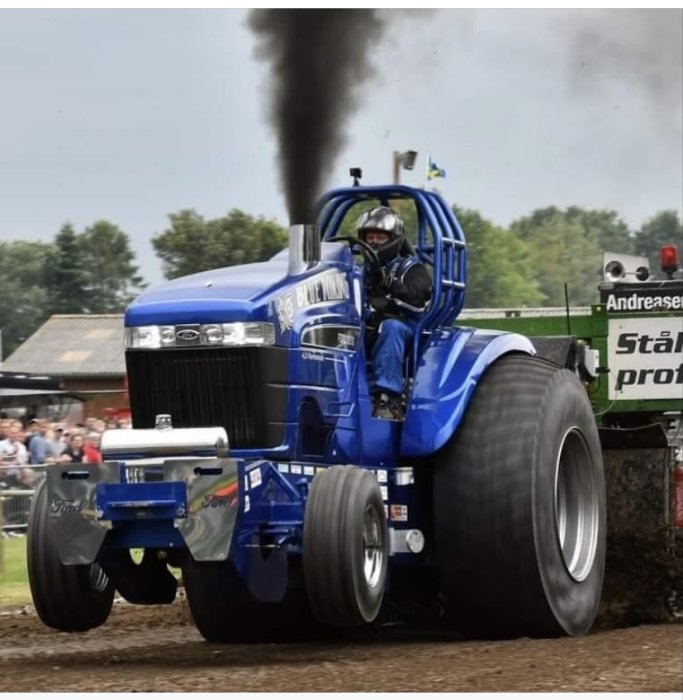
xmin=427 ymin=156 xmax=446 ymax=180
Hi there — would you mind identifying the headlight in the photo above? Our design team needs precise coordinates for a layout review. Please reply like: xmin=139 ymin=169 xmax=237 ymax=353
xmin=125 ymin=322 xmax=275 ymax=349
xmin=125 ymin=326 xmax=161 ymax=349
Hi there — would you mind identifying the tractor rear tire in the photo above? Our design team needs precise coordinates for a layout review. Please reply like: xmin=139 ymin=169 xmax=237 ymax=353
xmin=183 ymin=558 xmax=315 ymax=643
xmin=303 ymin=465 xmax=388 ymax=627
xmin=27 ymin=479 xmax=114 ymax=632
xmin=433 ymin=355 xmax=606 ymax=638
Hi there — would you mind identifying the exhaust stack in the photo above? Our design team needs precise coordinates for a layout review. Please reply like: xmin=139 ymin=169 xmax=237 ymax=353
xmin=288 ymin=224 xmax=320 ymax=275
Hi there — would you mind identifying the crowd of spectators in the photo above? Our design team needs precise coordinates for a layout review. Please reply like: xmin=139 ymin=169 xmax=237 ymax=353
xmin=0 ymin=414 xmax=132 ymax=487
xmin=1 ymin=414 xmax=132 ymax=529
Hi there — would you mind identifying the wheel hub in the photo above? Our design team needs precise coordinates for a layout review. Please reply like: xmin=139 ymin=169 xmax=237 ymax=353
xmin=554 ymin=428 xmax=600 ymax=582
xmin=362 ymin=504 xmax=385 ymax=588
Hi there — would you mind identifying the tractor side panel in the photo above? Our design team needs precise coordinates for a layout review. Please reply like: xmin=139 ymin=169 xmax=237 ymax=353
xmin=401 ymin=328 xmax=535 ymax=457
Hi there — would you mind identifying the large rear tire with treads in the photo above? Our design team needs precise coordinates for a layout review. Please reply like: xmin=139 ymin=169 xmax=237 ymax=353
xmin=434 ymin=354 xmax=606 ymax=638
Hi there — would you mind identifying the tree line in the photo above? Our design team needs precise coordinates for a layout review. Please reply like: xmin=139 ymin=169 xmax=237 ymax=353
xmin=0 ymin=203 xmax=680 ymax=358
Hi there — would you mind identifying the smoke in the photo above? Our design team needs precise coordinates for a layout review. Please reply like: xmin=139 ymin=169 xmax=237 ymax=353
xmin=564 ymin=10 xmax=682 ymax=129
xmin=248 ymin=9 xmax=386 ymax=224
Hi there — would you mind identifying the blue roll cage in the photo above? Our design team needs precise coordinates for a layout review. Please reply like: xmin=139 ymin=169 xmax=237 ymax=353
xmin=315 ymin=184 xmax=467 ymax=372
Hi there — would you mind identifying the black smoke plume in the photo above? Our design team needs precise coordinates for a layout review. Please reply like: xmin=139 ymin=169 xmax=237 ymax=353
xmin=248 ymin=9 xmax=385 ymax=224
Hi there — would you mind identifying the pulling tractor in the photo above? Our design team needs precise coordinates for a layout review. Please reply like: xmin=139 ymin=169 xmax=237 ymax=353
xmin=27 ymin=181 xmax=608 ymax=640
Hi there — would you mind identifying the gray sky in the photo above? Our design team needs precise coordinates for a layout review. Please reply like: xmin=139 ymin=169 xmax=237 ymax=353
xmin=1 ymin=8 xmax=681 ymax=285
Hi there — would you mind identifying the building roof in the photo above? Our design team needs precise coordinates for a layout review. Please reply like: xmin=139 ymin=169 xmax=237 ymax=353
xmin=0 ymin=370 xmax=76 ymax=408
xmin=1 ymin=315 xmax=125 ymax=377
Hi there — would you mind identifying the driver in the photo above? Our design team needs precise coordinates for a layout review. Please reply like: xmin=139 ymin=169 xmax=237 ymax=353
xmin=357 ymin=206 xmax=432 ymax=419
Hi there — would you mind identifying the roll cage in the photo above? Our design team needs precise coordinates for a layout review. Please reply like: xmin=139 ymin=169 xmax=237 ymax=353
xmin=315 ymin=184 xmax=467 ymax=373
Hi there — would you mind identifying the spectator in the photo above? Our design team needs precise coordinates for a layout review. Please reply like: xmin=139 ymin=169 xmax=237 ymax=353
xmin=58 ymin=433 xmax=86 ymax=464
xmin=83 ymin=432 xmax=103 ymax=464
xmin=43 ymin=428 xmax=65 ymax=464
xmin=0 ymin=424 xmax=29 ymax=495
xmin=25 ymin=419 xmax=49 ymax=465
xmin=54 ymin=427 xmax=68 ymax=448
xmin=0 ymin=425 xmax=29 ymax=468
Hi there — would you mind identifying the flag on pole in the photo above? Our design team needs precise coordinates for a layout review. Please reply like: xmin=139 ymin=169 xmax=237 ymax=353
xmin=427 ymin=155 xmax=446 ymax=180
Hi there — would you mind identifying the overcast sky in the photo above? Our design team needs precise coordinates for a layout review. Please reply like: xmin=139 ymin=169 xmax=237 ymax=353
xmin=0 ymin=8 xmax=681 ymax=285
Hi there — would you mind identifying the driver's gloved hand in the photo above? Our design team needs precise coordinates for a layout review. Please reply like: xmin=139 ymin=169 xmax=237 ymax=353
xmin=369 ymin=267 xmax=387 ymax=289
xmin=369 ymin=295 xmax=390 ymax=313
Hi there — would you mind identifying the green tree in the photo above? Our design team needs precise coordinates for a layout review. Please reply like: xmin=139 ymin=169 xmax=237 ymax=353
xmin=510 ymin=207 xmax=620 ymax=306
xmin=80 ymin=220 xmax=144 ymax=313
xmin=207 ymin=210 xmax=288 ymax=267
xmin=634 ymin=211 xmax=683 ymax=276
xmin=455 ymin=206 xmax=544 ymax=309
xmin=565 ymin=207 xmax=634 ymax=255
xmin=44 ymin=221 xmax=143 ymax=316
xmin=152 ymin=209 xmax=288 ymax=279
xmin=151 ymin=210 xmax=210 ymax=280
xmin=0 ymin=241 xmax=52 ymax=358
xmin=43 ymin=223 xmax=89 ymax=315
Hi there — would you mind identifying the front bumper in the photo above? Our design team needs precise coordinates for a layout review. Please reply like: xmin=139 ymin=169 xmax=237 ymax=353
xmin=46 ymin=458 xmax=240 ymax=565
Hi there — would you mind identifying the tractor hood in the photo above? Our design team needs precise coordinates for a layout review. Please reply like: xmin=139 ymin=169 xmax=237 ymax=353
xmin=124 ymin=241 xmax=356 ymax=328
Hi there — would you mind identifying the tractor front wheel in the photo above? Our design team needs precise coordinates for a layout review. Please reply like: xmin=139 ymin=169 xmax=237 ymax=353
xmin=303 ymin=466 xmax=388 ymax=627
xmin=27 ymin=480 xmax=114 ymax=632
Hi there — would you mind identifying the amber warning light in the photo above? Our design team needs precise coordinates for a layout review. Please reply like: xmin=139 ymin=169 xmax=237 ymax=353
xmin=660 ymin=245 xmax=680 ymax=278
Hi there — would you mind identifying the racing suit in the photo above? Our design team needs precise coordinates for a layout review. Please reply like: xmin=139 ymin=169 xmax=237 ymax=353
xmin=366 ymin=254 xmax=432 ymax=400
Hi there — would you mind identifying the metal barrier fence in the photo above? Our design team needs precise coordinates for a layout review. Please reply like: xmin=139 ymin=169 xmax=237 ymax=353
xmin=0 ymin=466 xmax=45 ymax=536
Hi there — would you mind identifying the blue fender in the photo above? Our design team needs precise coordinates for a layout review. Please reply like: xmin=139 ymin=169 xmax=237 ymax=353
xmin=401 ymin=327 xmax=536 ymax=457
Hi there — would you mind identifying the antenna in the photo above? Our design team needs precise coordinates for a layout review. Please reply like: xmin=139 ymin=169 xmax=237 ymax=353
xmin=564 ymin=283 xmax=571 ymax=336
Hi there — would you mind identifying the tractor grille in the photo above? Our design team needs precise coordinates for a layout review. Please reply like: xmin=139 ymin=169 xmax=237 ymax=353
xmin=125 ymin=347 xmax=287 ymax=449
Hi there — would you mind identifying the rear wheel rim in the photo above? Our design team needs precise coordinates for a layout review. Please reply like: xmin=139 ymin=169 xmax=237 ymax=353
xmin=362 ymin=504 xmax=384 ymax=588
xmin=554 ymin=428 xmax=600 ymax=582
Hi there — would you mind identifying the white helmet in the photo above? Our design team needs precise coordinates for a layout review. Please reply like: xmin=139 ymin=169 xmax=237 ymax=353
xmin=356 ymin=206 xmax=405 ymax=263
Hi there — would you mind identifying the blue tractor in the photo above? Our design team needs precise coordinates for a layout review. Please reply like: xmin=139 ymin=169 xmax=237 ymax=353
xmin=27 ymin=180 xmax=606 ymax=640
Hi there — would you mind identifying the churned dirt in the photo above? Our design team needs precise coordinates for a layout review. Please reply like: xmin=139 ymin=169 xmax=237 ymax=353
xmin=0 ymin=599 xmax=680 ymax=693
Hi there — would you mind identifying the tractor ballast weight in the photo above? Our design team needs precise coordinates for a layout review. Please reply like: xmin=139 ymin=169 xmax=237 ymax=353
xmin=27 ymin=183 xmax=607 ymax=640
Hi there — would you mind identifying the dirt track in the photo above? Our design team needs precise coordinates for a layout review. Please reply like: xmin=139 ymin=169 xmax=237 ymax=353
xmin=0 ymin=600 xmax=680 ymax=692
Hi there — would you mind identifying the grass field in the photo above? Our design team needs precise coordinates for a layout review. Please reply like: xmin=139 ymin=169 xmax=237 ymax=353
xmin=0 ymin=540 xmax=177 ymax=607
xmin=0 ymin=536 xmax=30 ymax=606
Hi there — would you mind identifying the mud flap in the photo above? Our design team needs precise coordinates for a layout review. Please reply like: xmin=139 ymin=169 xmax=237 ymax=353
xmin=164 ymin=459 xmax=240 ymax=562
xmin=47 ymin=458 xmax=240 ymax=566
xmin=46 ymin=462 xmax=120 ymax=566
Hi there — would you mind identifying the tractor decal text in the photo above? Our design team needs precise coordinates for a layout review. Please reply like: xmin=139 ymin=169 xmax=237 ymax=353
xmin=50 ymin=498 xmax=84 ymax=514
xmin=201 ymin=494 xmax=236 ymax=509
xmin=295 ymin=272 xmax=350 ymax=308
xmin=273 ymin=272 xmax=350 ymax=335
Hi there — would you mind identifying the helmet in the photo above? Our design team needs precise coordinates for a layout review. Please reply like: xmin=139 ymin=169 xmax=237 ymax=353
xmin=356 ymin=206 xmax=405 ymax=264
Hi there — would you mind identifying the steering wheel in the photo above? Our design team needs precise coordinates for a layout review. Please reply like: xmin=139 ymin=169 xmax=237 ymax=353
xmin=329 ymin=236 xmax=382 ymax=273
